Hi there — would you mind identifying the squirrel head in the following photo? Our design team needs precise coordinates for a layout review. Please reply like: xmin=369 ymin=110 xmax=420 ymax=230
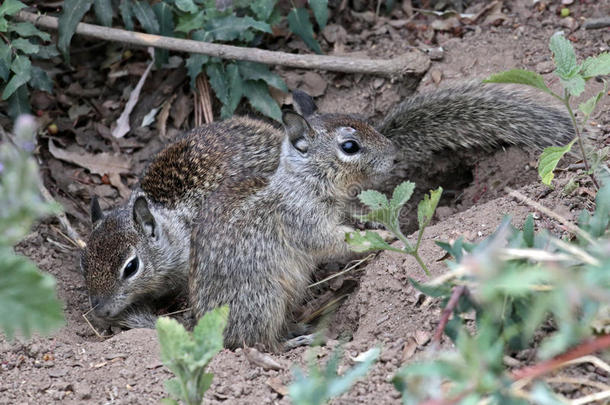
xmin=280 ymin=90 xmax=396 ymax=198
xmin=80 ymin=195 xmax=186 ymax=324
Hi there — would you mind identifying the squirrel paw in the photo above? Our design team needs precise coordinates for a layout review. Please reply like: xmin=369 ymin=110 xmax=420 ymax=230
xmin=284 ymin=333 xmax=316 ymax=351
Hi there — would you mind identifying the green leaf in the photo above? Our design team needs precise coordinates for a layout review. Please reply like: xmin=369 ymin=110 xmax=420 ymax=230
xmin=35 ymin=44 xmax=60 ymax=59
xmin=237 ymin=61 xmax=287 ymax=91
xmin=0 ymin=248 xmax=64 ymax=340
xmin=243 ymin=80 xmax=282 ymax=121
xmin=93 ymin=0 xmax=113 ymax=27
xmin=0 ymin=42 xmax=11 ymax=81
xmin=57 ymin=0 xmax=94 ymax=64
xmin=287 ymin=7 xmax=322 ymax=54
xmin=417 ymin=187 xmax=442 ymax=230
xmin=549 ymin=32 xmax=579 ymax=80
xmin=2 ymin=55 xmax=31 ymax=100
xmin=175 ymin=0 xmax=199 ymax=13
xmin=185 ymin=54 xmax=209 ymax=88
xmin=7 ymin=84 xmax=30 ymax=118
xmin=175 ymin=10 xmax=205 ymax=33
xmin=163 ymin=378 xmax=184 ymax=402
xmin=523 ymin=214 xmax=534 ymax=248
xmin=153 ymin=2 xmax=174 ymax=66
xmin=483 ymin=69 xmax=553 ymax=96
xmin=192 ymin=305 xmax=228 ymax=364
xmin=30 ymin=65 xmax=53 ymax=93
xmin=119 ymin=0 xmax=134 ymax=31
xmin=345 ymin=230 xmax=398 ymax=253
xmin=204 ymin=15 xmax=271 ymax=42
xmin=9 ymin=22 xmax=51 ymax=41
xmin=560 ymin=75 xmax=585 ymax=97
xmin=156 ymin=316 xmax=192 ymax=366
xmin=409 ymin=277 xmax=452 ymax=298
xmin=578 ymin=82 xmax=606 ymax=120
xmin=132 ymin=0 xmax=160 ymax=34
xmin=11 ymin=38 xmax=39 ymax=54
xmin=389 ymin=181 xmax=415 ymax=209
xmin=326 ymin=347 xmax=379 ymax=398
xmin=309 ymin=0 xmax=328 ymax=29
xmin=221 ymin=63 xmax=243 ymax=118
xmin=538 ymin=138 xmax=576 ymax=186
xmin=0 ymin=0 xmax=26 ymax=18
xmin=358 ymin=189 xmax=389 ymax=210
xmin=249 ymin=0 xmax=277 ymax=21
xmin=580 ymin=52 xmax=610 ymax=79
xmin=160 ymin=397 xmax=179 ymax=405
xmin=206 ymin=62 xmax=228 ymax=105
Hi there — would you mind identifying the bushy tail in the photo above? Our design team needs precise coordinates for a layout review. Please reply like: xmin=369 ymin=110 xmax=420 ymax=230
xmin=376 ymin=83 xmax=575 ymax=163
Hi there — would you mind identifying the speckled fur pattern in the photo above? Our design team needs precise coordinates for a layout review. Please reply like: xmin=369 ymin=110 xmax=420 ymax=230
xmin=80 ymin=117 xmax=283 ymax=328
xmin=377 ymin=82 xmax=575 ymax=163
xmin=82 ymin=83 xmax=575 ymax=331
xmin=189 ymin=107 xmax=397 ymax=351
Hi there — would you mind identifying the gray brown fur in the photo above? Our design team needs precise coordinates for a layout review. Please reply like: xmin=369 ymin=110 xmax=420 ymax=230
xmin=80 ymin=117 xmax=282 ymax=326
xmin=189 ymin=107 xmax=396 ymax=351
xmin=377 ymin=83 xmax=574 ymax=163
xmin=80 ymin=83 xmax=575 ymax=333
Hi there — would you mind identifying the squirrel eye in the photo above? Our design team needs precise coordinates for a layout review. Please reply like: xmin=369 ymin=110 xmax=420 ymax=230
xmin=340 ymin=140 xmax=361 ymax=155
xmin=122 ymin=257 xmax=139 ymax=279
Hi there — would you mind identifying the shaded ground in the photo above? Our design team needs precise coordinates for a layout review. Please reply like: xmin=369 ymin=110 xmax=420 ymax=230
xmin=1 ymin=0 xmax=609 ymax=403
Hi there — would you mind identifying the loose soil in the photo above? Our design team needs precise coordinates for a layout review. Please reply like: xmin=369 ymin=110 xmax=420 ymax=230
xmin=1 ymin=0 xmax=609 ymax=404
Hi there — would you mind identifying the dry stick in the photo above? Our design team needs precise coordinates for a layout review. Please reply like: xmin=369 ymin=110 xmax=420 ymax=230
xmin=511 ymin=334 xmax=610 ymax=381
xmin=583 ymin=17 xmax=610 ymax=29
xmin=505 ymin=187 xmax=596 ymax=246
xmin=16 ymin=10 xmax=430 ymax=78
xmin=432 ymin=285 xmax=466 ymax=345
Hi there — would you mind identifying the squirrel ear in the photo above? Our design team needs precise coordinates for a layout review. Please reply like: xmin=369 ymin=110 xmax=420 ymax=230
xmin=90 ymin=196 xmax=104 ymax=224
xmin=133 ymin=196 xmax=158 ymax=239
xmin=282 ymin=110 xmax=312 ymax=154
xmin=292 ymin=90 xmax=317 ymax=117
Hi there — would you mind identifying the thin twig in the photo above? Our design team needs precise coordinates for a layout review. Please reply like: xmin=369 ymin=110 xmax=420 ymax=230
xmin=432 ymin=285 xmax=466 ymax=345
xmin=16 ymin=10 xmax=430 ymax=78
xmin=82 ymin=307 xmax=109 ymax=339
xmin=308 ymin=254 xmax=374 ymax=288
xmin=511 ymin=334 xmax=610 ymax=381
xmin=505 ymin=187 xmax=596 ymax=246
xmin=39 ymin=182 xmax=86 ymax=249
xmin=570 ymin=389 xmax=610 ymax=405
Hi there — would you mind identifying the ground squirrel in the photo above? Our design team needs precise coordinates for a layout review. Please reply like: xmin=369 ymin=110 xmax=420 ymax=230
xmin=80 ymin=83 xmax=575 ymax=333
xmin=189 ymin=92 xmax=396 ymax=350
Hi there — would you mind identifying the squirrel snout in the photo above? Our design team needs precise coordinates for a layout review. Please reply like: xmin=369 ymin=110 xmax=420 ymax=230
xmin=90 ymin=296 xmax=115 ymax=319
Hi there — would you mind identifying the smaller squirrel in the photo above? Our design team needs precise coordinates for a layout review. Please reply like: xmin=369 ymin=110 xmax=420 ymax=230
xmin=189 ymin=91 xmax=396 ymax=350
xmin=81 ymin=83 xmax=575 ymax=330
xmin=81 ymin=118 xmax=282 ymax=327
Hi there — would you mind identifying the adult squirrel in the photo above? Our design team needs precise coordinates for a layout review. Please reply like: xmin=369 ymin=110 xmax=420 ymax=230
xmin=80 ymin=83 xmax=574 ymax=330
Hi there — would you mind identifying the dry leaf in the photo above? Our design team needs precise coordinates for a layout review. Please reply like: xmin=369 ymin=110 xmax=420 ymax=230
xmin=113 ymin=48 xmax=155 ymax=138
xmin=48 ymin=140 xmax=131 ymax=176
xmin=402 ymin=337 xmax=418 ymax=361
xmin=244 ymin=347 xmax=283 ymax=371
xmin=414 ymin=330 xmax=431 ymax=346
xmin=266 ymin=376 xmax=288 ymax=396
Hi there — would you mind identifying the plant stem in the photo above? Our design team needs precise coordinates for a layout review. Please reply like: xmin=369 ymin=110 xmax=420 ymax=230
xmin=563 ymin=90 xmax=599 ymax=189
xmin=412 ymin=251 xmax=430 ymax=275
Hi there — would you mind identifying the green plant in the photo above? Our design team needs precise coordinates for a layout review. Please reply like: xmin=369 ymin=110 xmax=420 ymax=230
xmin=392 ymin=181 xmax=610 ymax=404
xmin=54 ymin=0 xmax=329 ymax=122
xmin=156 ymin=305 xmax=228 ymax=405
xmin=484 ymin=32 xmax=610 ymax=189
xmin=289 ymin=345 xmax=380 ymax=405
xmin=0 ymin=0 xmax=57 ymax=118
xmin=346 ymin=181 xmax=443 ymax=275
xmin=0 ymin=115 xmax=64 ymax=339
